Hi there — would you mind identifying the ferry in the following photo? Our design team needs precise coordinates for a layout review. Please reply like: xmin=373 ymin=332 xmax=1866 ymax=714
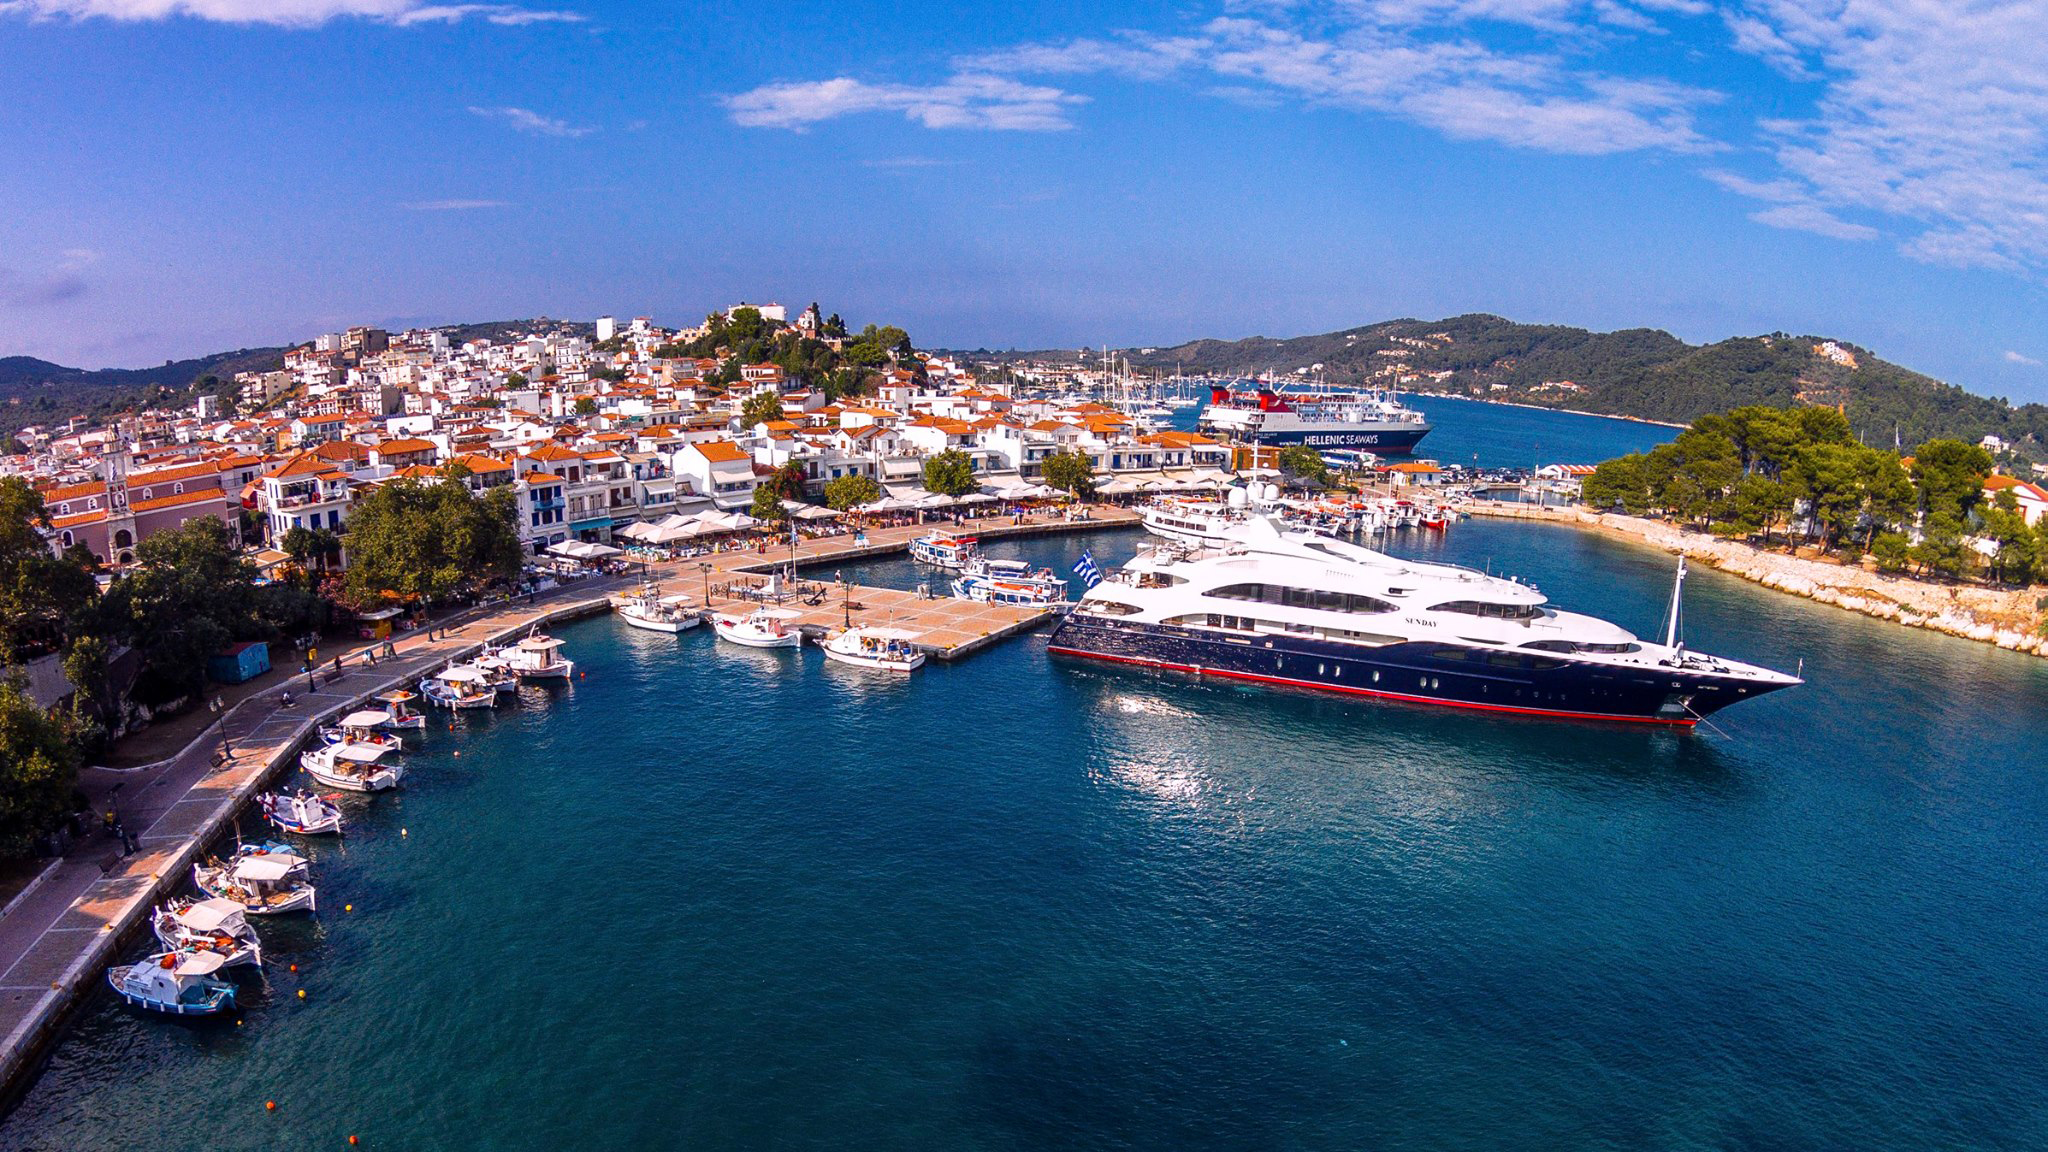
xmin=1046 ymin=517 xmax=1800 ymax=725
xmin=1197 ymin=384 xmax=1431 ymax=453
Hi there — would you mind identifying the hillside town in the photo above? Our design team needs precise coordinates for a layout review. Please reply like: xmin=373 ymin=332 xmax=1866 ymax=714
xmin=0 ymin=305 xmax=1231 ymax=572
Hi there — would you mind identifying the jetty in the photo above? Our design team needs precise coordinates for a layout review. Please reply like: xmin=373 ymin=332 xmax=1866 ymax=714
xmin=0 ymin=506 xmax=1139 ymax=1102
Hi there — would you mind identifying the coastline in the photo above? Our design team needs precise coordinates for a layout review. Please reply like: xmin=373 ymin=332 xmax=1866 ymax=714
xmin=1467 ymin=503 xmax=2048 ymax=657
xmin=1409 ymin=391 xmax=1692 ymax=430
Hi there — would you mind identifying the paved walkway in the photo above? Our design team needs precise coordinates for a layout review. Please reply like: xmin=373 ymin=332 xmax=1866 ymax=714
xmin=0 ymin=506 xmax=1137 ymax=1097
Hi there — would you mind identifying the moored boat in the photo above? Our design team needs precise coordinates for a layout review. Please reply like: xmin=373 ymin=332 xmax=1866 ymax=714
xmin=259 ymin=789 xmax=344 ymax=836
xmin=950 ymin=557 xmax=1068 ymax=606
xmin=150 ymin=897 xmax=262 ymax=968
xmin=821 ymin=626 xmax=926 ymax=672
xmin=712 ymin=607 xmax=804 ymax=649
xmin=909 ymin=533 xmax=977 ymax=569
xmin=318 ymin=709 xmax=403 ymax=751
xmin=421 ymin=666 xmax=498 ymax=709
xmin=301 ymin=740 xmax=405 ymax=793
xmin=107 ymin=951 xmax=236 ymax=1016
xmin=194 ymin=848 xmax=316 ymax=915
xmin=615 ymin=585 xmax=701 ymax=633
xmin=503 ymin=633 xmax=574 ymax=678
xmin=375 ymin=690 xmax=428 ymax=729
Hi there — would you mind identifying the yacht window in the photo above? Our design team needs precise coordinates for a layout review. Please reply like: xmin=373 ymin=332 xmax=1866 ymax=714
xmin=1429 ymin=600 xmax=1544 ymax=621
xmin=1078 ymin=600 xmax=1140 ymax=617
xmin=1206 ymin=582 xmax=1395 ymax=614
xmin=1521 ymin=640 xmax=1641 ymax=655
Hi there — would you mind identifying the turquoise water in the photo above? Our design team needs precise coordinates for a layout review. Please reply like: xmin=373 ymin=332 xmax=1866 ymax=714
xmin=7 ymin=405 xmax=2048 ymax=1151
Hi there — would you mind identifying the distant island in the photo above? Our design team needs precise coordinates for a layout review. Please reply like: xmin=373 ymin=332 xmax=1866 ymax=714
xmin=960 ymin=314 xmax=2048 ymax=461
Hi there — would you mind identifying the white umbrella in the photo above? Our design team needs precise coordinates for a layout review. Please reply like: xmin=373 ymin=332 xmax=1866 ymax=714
xmin=792 ymin=504 xmax=843 ymax=520
xmin=1096 ymin=478 xmax=1143 ymax=496
xmin=955 ymin=492 xmax=996 ymax=505
xmin=916 ymin=492 xmax=957 ymax=509
xmin=614 ymin=522 xmax=658 ymax=541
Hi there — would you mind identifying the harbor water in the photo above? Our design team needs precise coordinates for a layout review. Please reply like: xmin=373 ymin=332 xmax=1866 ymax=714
xmin=7 ymin=409 xmax=2048 ymax=1150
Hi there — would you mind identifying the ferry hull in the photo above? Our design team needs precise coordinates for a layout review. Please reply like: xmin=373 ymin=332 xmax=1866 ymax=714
xmin=1046 ymin=617 xmax=1787 ymax=725
xmin=1250 ymin=424 xmax=1432 ymax=453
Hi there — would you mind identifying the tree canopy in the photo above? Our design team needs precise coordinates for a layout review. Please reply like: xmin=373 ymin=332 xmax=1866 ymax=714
xmin=1041 ymin=449 xmax=1095 ymax=496
xmin=1276 ymin=445 xmax=1329 ymax=486
xmin=922 ymin=449 xmax=977 ymax=496
xmin=739 ymin=390 xmax=784 ymax=430
xmin=823 ymin=474 xmax=880 ymax=511
xmin=337 ymin=477 xmax=521 ymax=610
xmin=0 ymin=478 xmax=96 ymax=663
xmin=99 ymin=517 xmax=260 ymax=703
xmin=0 ymin=678 xmax=77 ymax=856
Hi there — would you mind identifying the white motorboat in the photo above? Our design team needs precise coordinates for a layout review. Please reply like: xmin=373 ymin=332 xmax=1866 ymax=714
xmin=469 ymin=652 xmax=522 ymax=693
xmin=503 ymin=633 xmax=574 ymax=678
xmin=318 ymin=709 xmax=403 ymax=751
xmin=909 ymin=533 xmax=977 ymax=569
xmin=375 ymin=690 xmax=428 ymax=729
xmin=301 ymin=740 xmax=405 ymax=793
xmin=421 ymin=666 xmax=498 ymax=709
xmin=107 ymin=951 xmax=236 ymax=1016
xmin=712 ymin=607 xmax=804 ymax=649
xmin=950 ymin=557 xmax=1068 ymax=606
xmin=151 ymin=897 xmax=262 ymax=968
xmin=821 ymin=626 xmax=926 ymax=672
xmin=259 ymin=789 xmax=344 ymax=836
xmin=194 ymin=848 xmax=316 ymax=915
xmin=615 ymin=586 xmax=701 ymax=633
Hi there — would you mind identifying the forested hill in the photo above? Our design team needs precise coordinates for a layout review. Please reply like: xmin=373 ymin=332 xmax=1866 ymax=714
xmin=1084 ymin=315 xmax=2043 ymax=458
xmin=0 ymin=346 xmax=285 ymax=434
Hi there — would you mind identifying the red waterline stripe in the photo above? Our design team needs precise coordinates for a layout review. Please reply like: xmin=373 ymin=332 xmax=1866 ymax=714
xmin=1046 ymin=645 xmax=1697 ymax=728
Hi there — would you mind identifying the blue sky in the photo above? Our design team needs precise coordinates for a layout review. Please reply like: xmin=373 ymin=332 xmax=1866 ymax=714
xmin=3 ymin=1 xmax=2047 ymax=403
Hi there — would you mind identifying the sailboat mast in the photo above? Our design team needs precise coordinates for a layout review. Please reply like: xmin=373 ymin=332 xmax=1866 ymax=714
xmin=1664 ymin=557 xmax=1687 ymax=650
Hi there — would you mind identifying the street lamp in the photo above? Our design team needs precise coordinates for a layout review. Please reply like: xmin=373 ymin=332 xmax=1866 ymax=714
xmin=699 ymin=561 xmax=713 ymax=607
xmin=838 ymin=569 xmax=850 ymax=628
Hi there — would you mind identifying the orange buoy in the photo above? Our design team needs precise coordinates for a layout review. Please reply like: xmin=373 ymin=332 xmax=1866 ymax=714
xmin=266 ymin=1101 xmax=276 ymax=1111
xmin=289 ymin=963 xmax=297 ymax=972
xmin=350 ymin=1138 xmax=359 ymax=1146
xmin=297 ymin=989 xmax=307 ymax=999
xmin=344 ymin=904 xmax=353 ymax=912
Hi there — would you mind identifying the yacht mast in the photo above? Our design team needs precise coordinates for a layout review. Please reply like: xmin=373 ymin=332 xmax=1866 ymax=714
xmin=1663 ymin=557 xmax=1687 ymax=651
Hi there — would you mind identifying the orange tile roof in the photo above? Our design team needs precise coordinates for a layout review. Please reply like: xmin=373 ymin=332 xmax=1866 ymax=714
xmin=129 ymin=489 xmax=229 ymax=513
xmin=693 ymin=440 xmax=751 ymax=463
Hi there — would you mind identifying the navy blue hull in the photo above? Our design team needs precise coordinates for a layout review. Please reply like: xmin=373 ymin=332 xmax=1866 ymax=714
xmin=1254 ymin=425 xmax=1432 ymax=453
xmin=1046 ymin=616 xmax=1786 ymax=724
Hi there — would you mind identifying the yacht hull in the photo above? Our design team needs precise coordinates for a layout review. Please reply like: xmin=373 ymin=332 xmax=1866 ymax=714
xmin=1046 ymin=616 xmax=1789 ymax=725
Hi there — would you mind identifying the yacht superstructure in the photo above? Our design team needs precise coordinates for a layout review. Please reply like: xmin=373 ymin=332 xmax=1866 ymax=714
xmin=1047 ymin=518 xmax=1799 ymax=725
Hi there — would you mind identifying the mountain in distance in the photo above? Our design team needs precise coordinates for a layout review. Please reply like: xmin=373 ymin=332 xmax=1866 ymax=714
xmin=0 ymin=347 xmax=288 ymax=435
xmin=977 ymin=314 xmax=2046 ymax=458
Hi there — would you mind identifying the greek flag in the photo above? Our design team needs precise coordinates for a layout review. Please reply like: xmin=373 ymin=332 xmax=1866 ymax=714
xmin=1072 ymin=550 xmax=1102 ymax=589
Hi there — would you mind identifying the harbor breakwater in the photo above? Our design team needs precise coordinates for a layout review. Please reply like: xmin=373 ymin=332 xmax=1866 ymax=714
xmin=1468 ymin=502 xmax=2048 ymax=658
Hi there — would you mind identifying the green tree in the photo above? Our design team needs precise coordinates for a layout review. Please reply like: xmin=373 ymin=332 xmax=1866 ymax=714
xmin=573 ymin=396 xmax=599 ymax=417
xmin=100 ymin=517 xmax=258 ymax=703
xmin=1582 ymin=453 xmax=1656 ymax=514
xmin=0 ymin=678 xmax=78 ymax=856
xmin=1870 ymin=531 xmax=1912 ymax=573
xmin=1276 ymin=445 xmax=1329 ymax=486
xmin=339 ymin=478 xmax=521 ymax=610
xmin=1729 ymin=473 xmax=1792 ymax=545
xmin=1041 ymin=449 xmax=1095 ymax=497
xmin=749 ymin=484 xmax=788 ymax=522
xmin=1982 ymin=502 xmax=2038 ymax=585
xmin=922 ymin=448 xmax=977 ymax=496
xmin=1910 ymin=439 xmax=1995 ymax=521
xmin=739 ymin=390 xmax=783 ymax=429
xmin=823 ymin=474 xmax=881 ymax=511
xmin=0 ymin=478 xmax=97 ymax=662
xmin=764 ymin=462 xmax=808 ymax=501
xmin=1909 ymin=513 xmax=1971 ymax=579
xmin=507 ymin=371 xmax=528 ymax=388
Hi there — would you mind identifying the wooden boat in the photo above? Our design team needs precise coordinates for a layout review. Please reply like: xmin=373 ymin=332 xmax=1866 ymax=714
xmin=712 ymin=607 xmax=803 ymax=649
xmin=259 ymin=789 xmax=344 ymax=836
xmin=193 ymin=847 xmax=316 ymax=915
xmin=821 ymin=626 xmax=925 ymax=672
xmin=107 ymin=951 xmax=236 ymax=1016
xmin=301 ymin=740 xmax=405 ymax=793
xmin=150 ymin=897 xmax=262 ymax=968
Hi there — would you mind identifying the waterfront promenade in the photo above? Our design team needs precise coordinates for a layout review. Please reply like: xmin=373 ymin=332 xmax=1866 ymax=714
xmin=0 ymin=506 xmax=1137 ymax=1099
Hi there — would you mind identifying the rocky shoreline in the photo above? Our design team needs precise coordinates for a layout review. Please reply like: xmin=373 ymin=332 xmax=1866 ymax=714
xmin=1468 ymin=503 xmax=2048 ymax=657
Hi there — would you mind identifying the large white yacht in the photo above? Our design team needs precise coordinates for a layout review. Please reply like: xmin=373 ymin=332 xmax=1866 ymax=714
xmin=1047 ymin=517 xmax=1799 ymax=725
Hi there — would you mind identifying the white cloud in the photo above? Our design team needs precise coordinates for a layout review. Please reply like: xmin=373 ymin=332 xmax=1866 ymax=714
xmin=400 ymin=198 xmax=510 ymax=210
xmin=723 ymin=75 xmax=1085 ymax=132
xmin=2005 ymin=350 xmax=2042 ymax=366
xmin=0 ymin=255 xmax=90 ymax=309
xmin=0 ymin=0 xmax=578 ymax=25
xmin=1715 ymin=1 xmax=2048 ymax=273
xmin=1748 ymin=203 xmax=1877 ymax=241
xmin=468 ymin=105 xmax=595 ymax=138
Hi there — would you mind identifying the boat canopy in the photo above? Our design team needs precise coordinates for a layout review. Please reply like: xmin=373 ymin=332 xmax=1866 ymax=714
xmin=752 ymin=608 xmax=803 ymax=620
xmin=854 ymin=627 xmax=923 ymax=641
xmin=233 ymin=855 xmax=304 ymax=882
xmin=377 ymin=690 xmax=417 ymax=703
xmin=334 ymin=743 xmax=391 ymax=763
xmin=657 ymin=594 xmax=694 ymax=606
xmin=339 ymin=709 xmax=392 ymax=728
xmin=437 ymin=666 xmax=488 ymax=683
xmin=174 ymin=898 xmax=245 ymax=932
xmin=169 ymin=950 xmax=228 ymax=976
xmin=517 ymin=636 xmax=566 ymax=650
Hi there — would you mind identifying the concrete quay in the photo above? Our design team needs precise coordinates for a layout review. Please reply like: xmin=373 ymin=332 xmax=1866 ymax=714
xmin=0 ymin=506 xmax=1139 ymax=1106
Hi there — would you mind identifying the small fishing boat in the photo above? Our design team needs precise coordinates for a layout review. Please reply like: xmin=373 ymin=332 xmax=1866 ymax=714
xmin=615 ymin=586 xmax=701 ymax=633
xmin=375 ymin=689 xmax=428 ymax=729
xmin=301 ymin=740 xmax=405 ymax=793
xmin=909 ymin=533 xmax=977 ymax=570
xmin=151 ymin=897 xmax=263 ymax=968
xmin=194 ymin=848 xmax=316 ymax=915
xmin=951 ymin=557 xmax=1068 ymax=606
xmin=420 ymin=666 xmax=498 ymax=709
xmin=259 ymin=789 xmax=344 ymax=836
xmin=503 ymin=633 xmax=574 ymax=678
xmin=317 ymin=710 xmax=404 ymax=751
xmin=712 ymin=607 xmax=804 ymax=649
xmin=821 ymin=626 xmax=926 ymax=672
xmin=107 ymin=950 xmax=236 ymax=1016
